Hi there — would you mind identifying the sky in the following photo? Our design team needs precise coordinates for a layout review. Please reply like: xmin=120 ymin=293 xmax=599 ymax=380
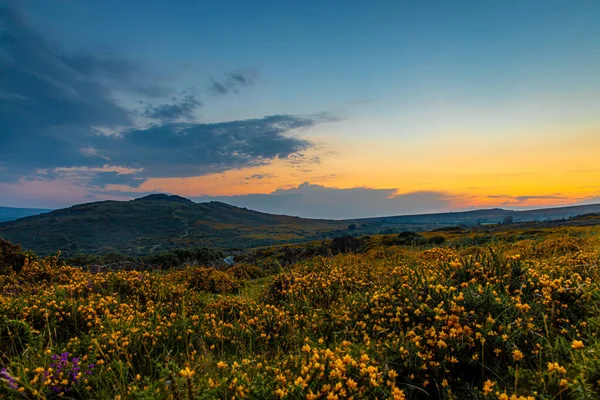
xmin=1 ymin=0 xmax=600 ymax=218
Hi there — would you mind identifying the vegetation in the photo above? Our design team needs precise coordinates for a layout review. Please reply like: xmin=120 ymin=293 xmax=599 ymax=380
xmin=64 ymin=247 xmax=226 ymax=271
xmin=0 ymin=239 xmax=35 ymax=274
xmin=3 ymin=195 xmax=600 ymax=257
xmin=1 ymin=223 xmax=600 ymax=399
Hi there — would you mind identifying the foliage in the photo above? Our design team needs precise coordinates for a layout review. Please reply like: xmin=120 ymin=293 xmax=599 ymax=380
xmin=0 ymin=228 xmax=600 ymax=399
xmin=4 ymin=195 xmax=599 ymax=257
xmin=0 ymin=238 xmax=35 ymax=274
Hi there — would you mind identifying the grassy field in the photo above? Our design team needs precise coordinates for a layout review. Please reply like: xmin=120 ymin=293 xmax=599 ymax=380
xmin=1 ymin=226 xmax=600 ymax=399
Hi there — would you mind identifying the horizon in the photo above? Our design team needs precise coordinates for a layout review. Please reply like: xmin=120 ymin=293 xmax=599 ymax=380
xmin=3 ymin=192 xmax=600 ymax=221
xmin=2 ymin=1 xmax=600 ymax=218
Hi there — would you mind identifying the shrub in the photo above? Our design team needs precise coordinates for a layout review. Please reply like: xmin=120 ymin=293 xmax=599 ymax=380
xmin=0 ymin=238 xmax=34 ymax=274
xmin=186 ymin=266 xmax=241 ymax=293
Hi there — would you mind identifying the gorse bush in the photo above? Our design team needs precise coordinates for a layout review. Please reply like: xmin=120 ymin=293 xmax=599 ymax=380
xmin=185 ymin=267 xmax=242 ymax=294
xmin=0 ymin=231 xmax=599 ymax=399
xmin=0 ymin=238 xmax=35 ymax=274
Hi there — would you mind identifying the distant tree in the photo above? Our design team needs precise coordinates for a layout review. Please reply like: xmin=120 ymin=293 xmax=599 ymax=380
xmin=330 ymin=236 xmax=364 ymax=254
xmin=503 ymin=216 xmax=514 ymax=225
xmin=428 ymin=236 xmax=446 ymax=245
xmin=347 ymin=223 xmax=358 ymax=231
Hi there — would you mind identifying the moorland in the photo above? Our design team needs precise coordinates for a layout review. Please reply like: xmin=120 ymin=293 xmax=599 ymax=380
xmin=1 ymin=216 xmax=599 ymax=399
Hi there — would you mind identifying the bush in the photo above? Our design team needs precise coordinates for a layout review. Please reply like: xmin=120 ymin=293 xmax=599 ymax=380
xmin=0 ymin=238 xmax=35 ymax=274
xmin=186 ymin=266 xmax=241 ymax=293
xmin=330 ymin=235 xmax=365 ymax=254
xmin=226 ymin=263 xmax=265 ymax=280
xmin=144 ymin=247 xmax=225 ymax=268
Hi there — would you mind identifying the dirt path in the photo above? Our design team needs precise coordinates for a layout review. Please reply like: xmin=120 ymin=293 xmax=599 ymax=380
xmin=172 ymin=210 xmax=190 ymax=240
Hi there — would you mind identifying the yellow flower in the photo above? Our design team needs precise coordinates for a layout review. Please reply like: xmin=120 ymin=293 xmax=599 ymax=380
xmin=217 ymin=361 xmax=228 ymax=369
xmin=346 ymin=378 xmax=358 ymax=390
xmin=512 ymin=349 xmax=524 ymax=362
xmin=483 ymin=380 xmax=495 ymax=395
xmin=392 ymin=387 xmax=406 ymax=400
xmin=547 ymin=362 xmax=567 ymax=374
xmin=179 ymin=367 xmax=195 ymax=378
xmin=306 ymin=391 xmax=318 ymax=400
xmin=571 ymin=340 xmax=584 ymax=349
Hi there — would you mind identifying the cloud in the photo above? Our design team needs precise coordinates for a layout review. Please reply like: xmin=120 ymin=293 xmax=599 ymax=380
xmin=88 ymin=172 xmax=147 ymax=188
xmin=91 ymin=114 xmax=317 ymax=178
xmin=0 ymin=4 xmax=151 ymax=177
xmin=245 ymin=173 xmax=275 ymax=180
xmin=0 ymin=5 xmax=322 ymax=191
xmin=514 ymin=195 xmax=567 ymax=202
xmin=192 ymin=182 xmax=455 ymax=219
xmin=485 ymin=194 xmax=572 ymax=205
xmin=142 ymin=94 xmax=202 ymax=122
xmin=209 ymin=71 xmax=255 ymax=96
xmin=30 ymin=165 xmax=147 ymax=190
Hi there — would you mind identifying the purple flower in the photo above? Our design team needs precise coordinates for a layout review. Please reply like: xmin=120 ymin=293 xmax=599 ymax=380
xmin=0 ymin=368 xmax=18 ymax=390
xmin=43 ymin=352 xmax=95 ymax=394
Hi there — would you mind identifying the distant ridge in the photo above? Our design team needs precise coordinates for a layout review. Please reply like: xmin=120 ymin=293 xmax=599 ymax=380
xmin=1 ymin=193 xmax=600 ymax=256
xmin=0 ymin=206 xmax=52 ymax=223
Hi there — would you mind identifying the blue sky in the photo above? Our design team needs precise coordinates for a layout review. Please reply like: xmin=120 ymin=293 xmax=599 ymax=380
xmin=1 ymin=0 xmax=600 ymax=216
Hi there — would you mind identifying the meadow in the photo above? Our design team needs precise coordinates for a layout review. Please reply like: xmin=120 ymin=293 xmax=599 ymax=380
xmin=1 ymin=227 xmax=600 ymax=399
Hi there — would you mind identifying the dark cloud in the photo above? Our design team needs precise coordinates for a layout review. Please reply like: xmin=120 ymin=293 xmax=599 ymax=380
xmin=0 ymin=4 xmax=149 ymax=177
xmin=486 ymin=194 xmax=569 ymax=203
xmin=93 ymin=115 xmax=316 ymax=178
xmin=209 ymin=71 xmax=255 ymax=96
xmin=0 ymin=5 xmax=321 ymax=189
xmin=142 ymin=94 xmax=202 ymax=122
xmin=88 ymin=172 xmax=147 ymax=188
xmin=245 ymin=173 xmax=275 ymax=180
xmin=192 ymin=182 xmax=454 ymax=219
xmin=514 ymin=195 xmax=566 ymax=202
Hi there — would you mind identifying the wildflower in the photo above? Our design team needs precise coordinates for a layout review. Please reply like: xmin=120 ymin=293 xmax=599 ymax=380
xmin=483 ymin=380 xmax=495 ymax=395
xmin=179 ymin=367 xmax=195 ymax=378
xmin=0 ymin=368 xmax=18 ymax=390
xmin=306 ymin=391 xmax=318 ymax=400
xmin=392 ymin=387 xmax=406 ymax=400
xmin=547 ymin=362 xmax=567 ymax=374
xmin=217 ymin=361 xmax=228 ymax=369
xmin=571 ymin=340 xmax=584 ymax=349
xmin=346 ymin=378 xmax=358 ymax=390
xmin=512 ymin=349 xmax=525 ymax=362
xmin=559 ymin=379 xmax=569 ymax=387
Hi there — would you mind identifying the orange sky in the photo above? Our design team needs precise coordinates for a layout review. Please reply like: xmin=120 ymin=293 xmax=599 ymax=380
xmin=118 ymin=122 xmax=600 ymax=210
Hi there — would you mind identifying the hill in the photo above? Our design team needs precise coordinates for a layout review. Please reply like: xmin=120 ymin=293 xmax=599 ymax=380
xmin=0 ymin=206 xmax=52 ymax=222
xmin=0 ymin=195 xmax=349 ymax=256
xmin=1 ymin=194 xmax=600 ymax=256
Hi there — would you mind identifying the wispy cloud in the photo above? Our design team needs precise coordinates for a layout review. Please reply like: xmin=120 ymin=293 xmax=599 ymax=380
xmin=209 ymin=71 xmax=255 ymax=96
xmin=142 ymin=94 xmax=202 ymax=122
